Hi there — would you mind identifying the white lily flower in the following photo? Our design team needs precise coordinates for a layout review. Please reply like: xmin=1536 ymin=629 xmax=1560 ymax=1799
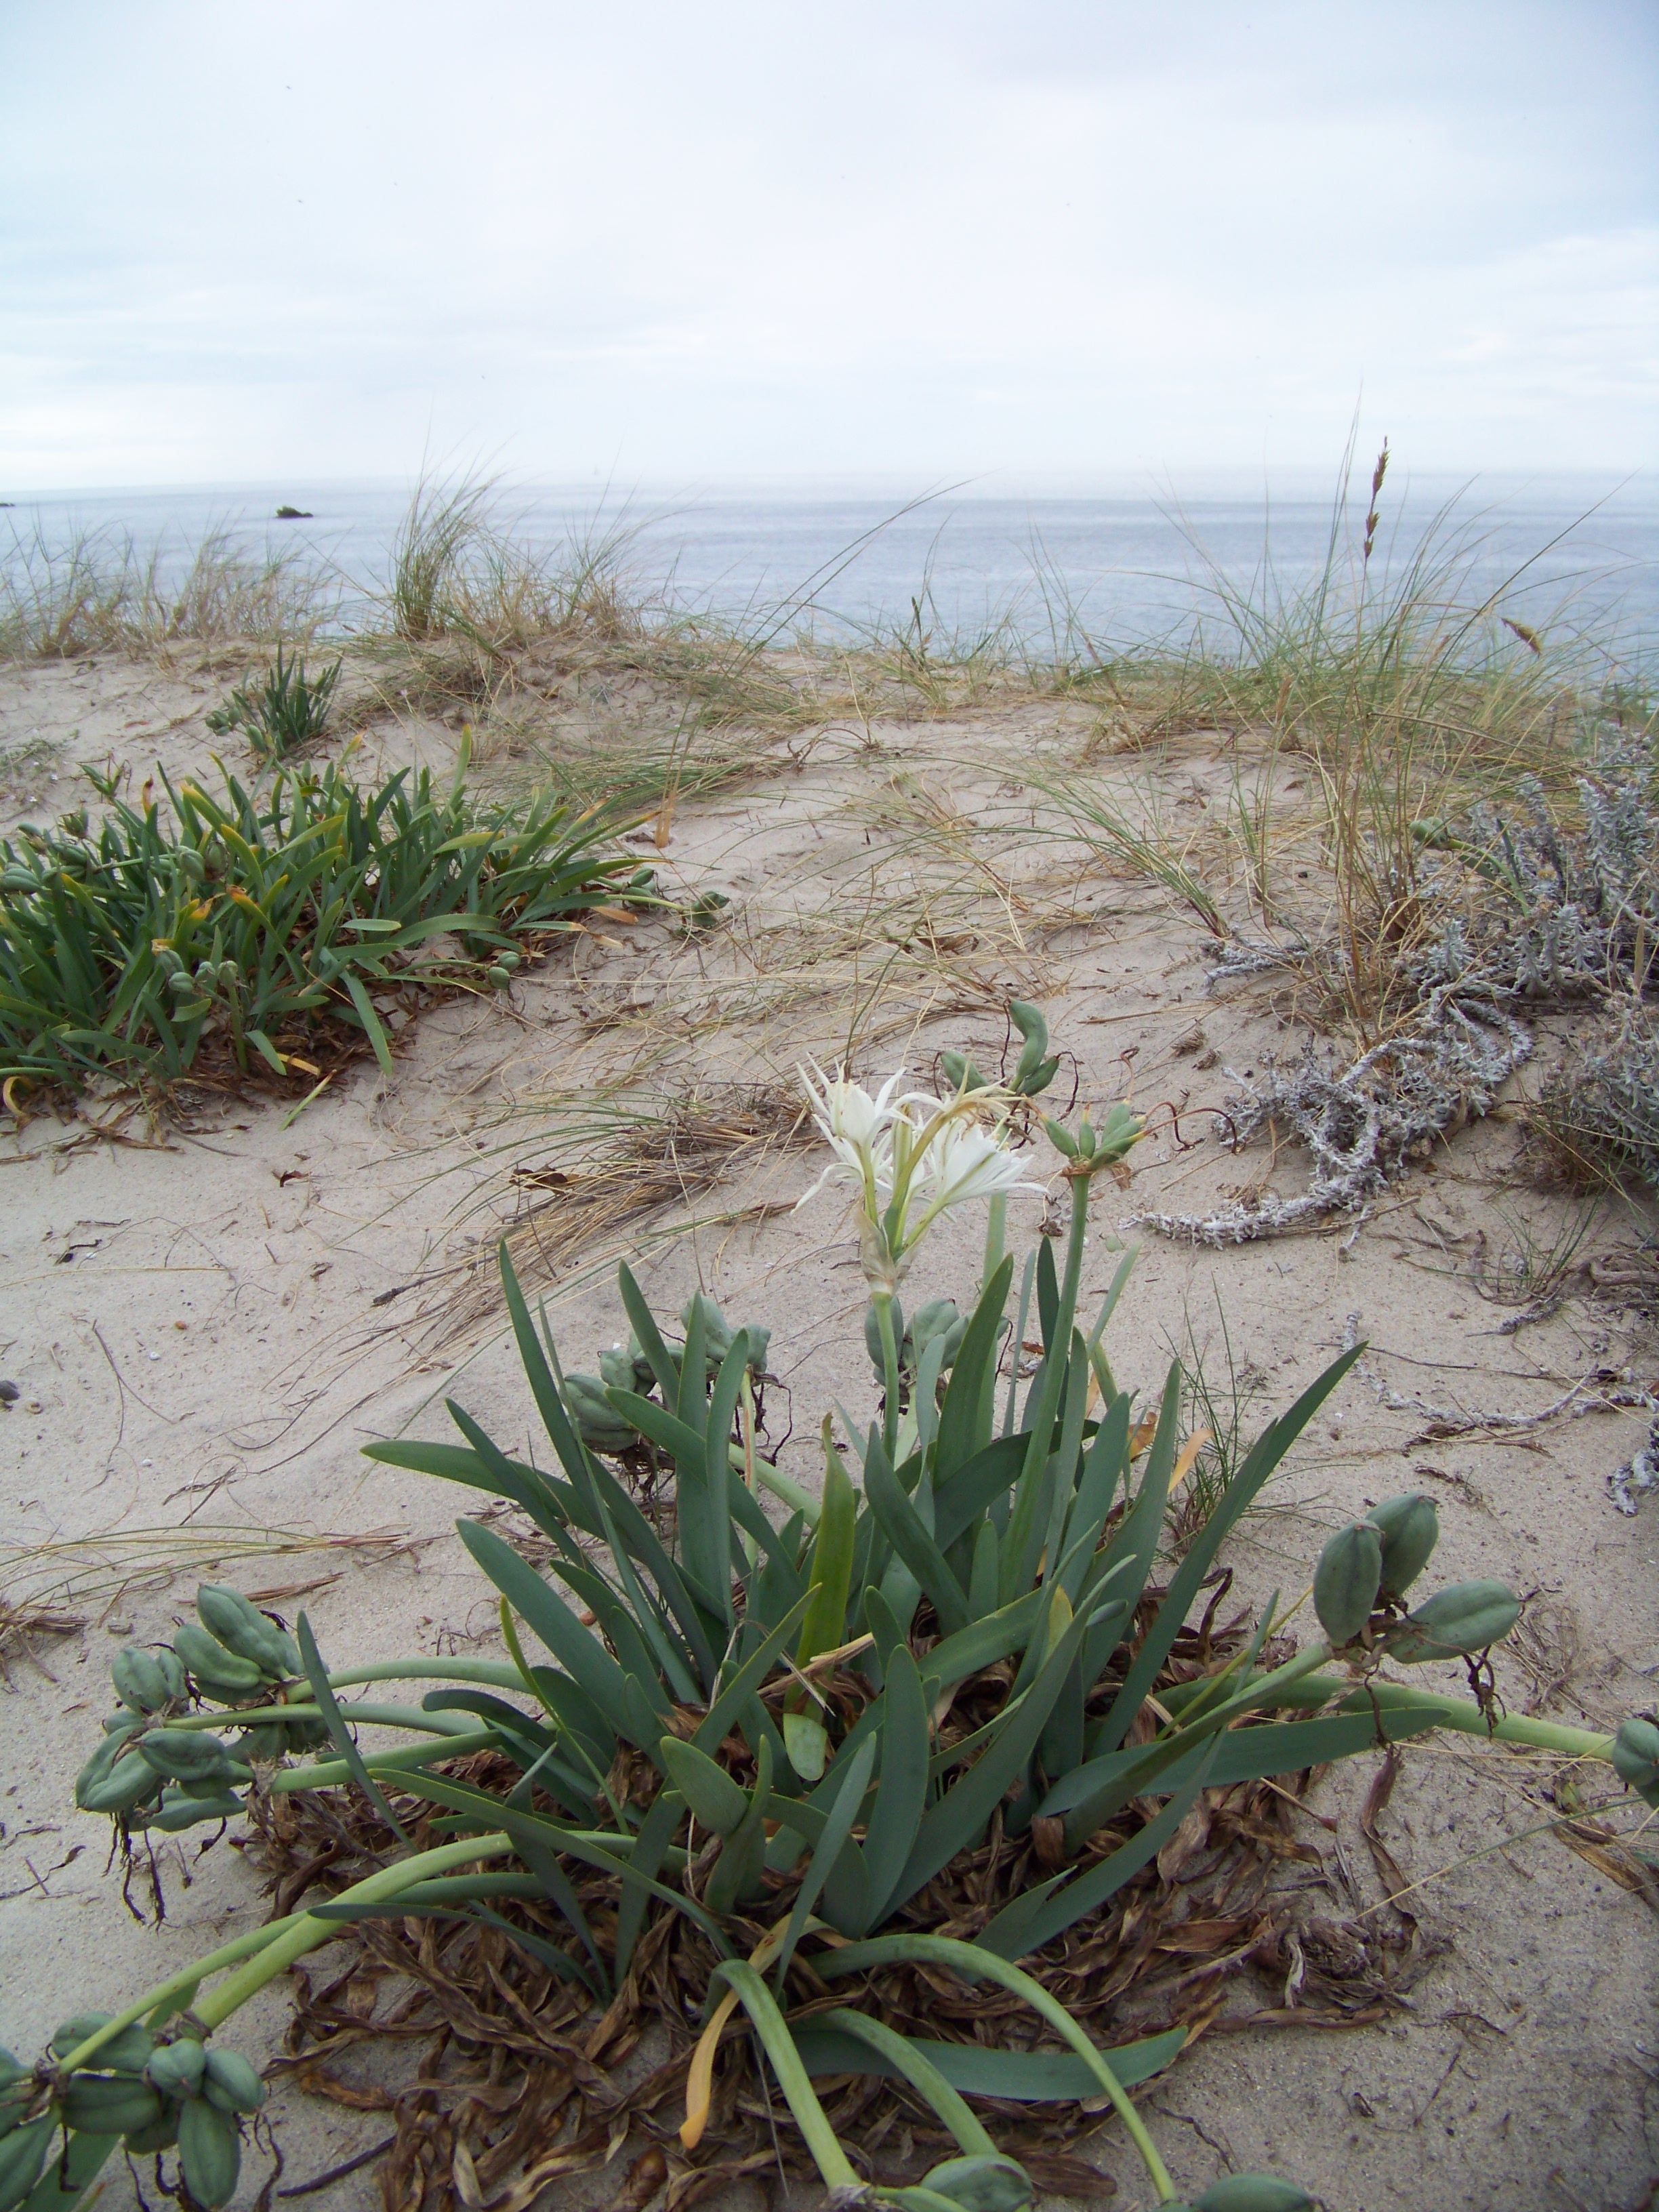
xmin=796 ymin=1061 xmax=1045 ymax=1288
xmin=795 ymin=1063 xmax=905 ymax=1216
xmin=912 ymin=1117 xmax=1046 ymax=1221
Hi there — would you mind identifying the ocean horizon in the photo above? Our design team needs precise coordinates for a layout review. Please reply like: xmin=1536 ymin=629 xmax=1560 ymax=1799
xmin=4 ymin=468 xmax=1654 ymax=666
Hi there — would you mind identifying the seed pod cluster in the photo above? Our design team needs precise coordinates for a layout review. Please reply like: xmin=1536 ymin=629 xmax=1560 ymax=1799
xmin=1311 ymin=1491 xmax=1521 ymax=1666
xmin=77 ymin=1585 xmax=321 ymax=1833
xmin=18 ymin=2024 xmax=266 ymax=2212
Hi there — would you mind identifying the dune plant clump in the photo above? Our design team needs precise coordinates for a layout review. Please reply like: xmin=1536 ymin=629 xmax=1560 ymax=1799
xmin=0 ymin=745 xmax=650 ymax=1094
xmin=203 ymin=644 xmax=343 ymax=760
xmin=9 ymin=1019 xmax=1656 ymax=2211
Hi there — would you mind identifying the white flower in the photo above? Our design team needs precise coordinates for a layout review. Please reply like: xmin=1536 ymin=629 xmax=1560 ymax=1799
xmin=796 ymin=1061 xmax=1046 ymax=1286
xmin=912 ymin=1118 xmax=1046 ymax=1221
xmin=794 ymin=1063 xmax=905 ymax=1216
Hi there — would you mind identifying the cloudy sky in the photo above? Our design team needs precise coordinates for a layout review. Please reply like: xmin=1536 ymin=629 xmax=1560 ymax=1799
xmin=2 ymin=0 xmax=1654 ymax=489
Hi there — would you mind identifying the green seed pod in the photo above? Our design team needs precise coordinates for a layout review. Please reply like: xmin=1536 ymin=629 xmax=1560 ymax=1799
xmin=136 ymin=1728 xmax=241 ymax=1783
xmin=919 ymin=2155 xmax=1033 ymax=2212
xmin=61 ymin=2074 xmax=163 ymax=2139
xmin=1612 ymin=1717 xmax=1659 ymax=1807
xmin=1043 ymin=1116 xmax=1079 ymax=1159
xmin=123 ymin=2108 xmax=182 ymax=2154
xmin=1313 ymin=1520 xmax=1383 ymax=1647
xmin=0 ymin=2114 xmax=52 ymax=2210
xmin=178 ymin=2097 xmax=242 ymax=2210
xmin=1009 ymin=1000 xmax=1059 ymax=1097
xmin=597 ymin=1344 xmax=640 ymax=1392
xmin=909 ymin=1297 xmax=966 ymax=1374
xmin=147 ymin=1786 xmax=245 ymax=1832
xmin=156 ymin=1646 xmax=189 ymax=1702
xmin=79 ymin=1750 xmax=164 ymax=1817
xmin=102 ymin=1710 xmax=146 ymax=1739
xmin=75 ymin=1734 xmax=126 ymax=1806
xmin=563 ymin=1374 xmax=639 ymax=1452
xmin=235 ymin=1723 xmax=289 ymax=1764
xmin=939 ymin=1048 xmax=991 ymax=1095
xmin=171 ymin=1624 xmax=265 ymax=1696
xmin=1196 ymin=2181 xmax=1315 ymax=2212
xmin=51 ymin=2018 xmax=154 ymax=2074
xmin=495 ymin=947 xmax=521 ymax=971
xmin=1385 ymin=1580 xmax=1521 ymax=1663
xmin=146 ymin=2041 xmax=207 ymax=2100
xmin=1364 ymin=1492 xmax=1439 ymax=1600
xmin=201 ymin=2050 xmax=266 ymax=2115
xmin=112 ymin=1647 xmax=172 ymax=1715
xmin=0 ymin=2055 xmax=30 ymax=2142
xmin=195 ymin=1585 xmax=300 ymax=1679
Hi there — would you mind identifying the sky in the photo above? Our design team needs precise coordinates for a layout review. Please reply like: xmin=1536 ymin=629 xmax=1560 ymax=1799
xmin=1 ymin=0 xmax=1656 ymax=491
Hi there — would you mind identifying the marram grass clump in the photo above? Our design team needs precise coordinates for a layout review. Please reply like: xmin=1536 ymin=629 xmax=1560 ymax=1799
xmin=11 ymin=1019 xmax=1653 ymax=2212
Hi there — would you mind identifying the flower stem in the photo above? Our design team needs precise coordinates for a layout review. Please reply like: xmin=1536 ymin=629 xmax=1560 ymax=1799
xmin=872 ymin=1288 xmax=903 ymax=1465
xmin=58 ymin=1834 xmax=515 ymax=2070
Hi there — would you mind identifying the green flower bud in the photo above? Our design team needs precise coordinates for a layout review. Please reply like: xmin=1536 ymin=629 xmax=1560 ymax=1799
xmin=1313 ymin=1519 xmax=1383 ymax=1646
xmin=1365 ymin=1492 xmax=1439 ymax=1600
xmin=1385 ymin=1580 xmax=1520 ymax=1663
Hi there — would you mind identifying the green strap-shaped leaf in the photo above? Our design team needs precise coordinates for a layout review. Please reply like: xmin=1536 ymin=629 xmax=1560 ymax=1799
xmin=706 ymin=1737 xmax=774 ymax=1914
xmin=693 ymin=1593 xmax=812 ymax=1753
xmin=1056 ymin=1392 xmax=1130 ymax=1601
xmin=617 ymin=1264 xmax=680 ymax=1402
xmin=342 ymin=969 xmax=394 ymax=1076
xmin=361 ymin=1436 xmax=585 ymax=1542
xmin=661 ymin=1737 xmax=750 ymax=1835
xmin=886 ymin=1595 xmax=1091 ymax=1915
xmin=615 ymin=1787 xmax=686 ymax=1982
xmin=297 ymin=1612 xmax=409 ymax=1844
xmin=499 ymin=1245 xmax=611 ymax=1494
xmin=932 ymin=1433 xmax=1027 ymax=1551
xmin=981 ymin=1744 xmax=1219 ymax=1957
xmin=455 ymin=1519 xmax=647 ymax=1750
xmin=811 ymin=2011 xmax=997 ymax=2153
xmin=864 ymin=1425 xmax=969 ymax=1637
xmin=920 ymin=1588 xmax=1045 ymax=1688
xmin=773 ymin=1734 xmax=877 ymax=1984
xmin=791 ymin=2024 xmax=1186 ymax=2101
xmin=1094 ymin=1343 xmax=1365 ymax=1755
xmin=1078 ymin=1362 xmax=1183 ymax=1692
xmin=935 ymin=1254 xmax=1015 ymax=1478
xmin=1042 ymin=1700 xmax=1445 ymax=1827
xmin=861 ymin=1646 xmax=930 ymax=1930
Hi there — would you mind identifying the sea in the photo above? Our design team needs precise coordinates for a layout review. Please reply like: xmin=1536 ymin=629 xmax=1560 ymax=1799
xmin=3 ymin=471 xmax=1655 ymax=671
